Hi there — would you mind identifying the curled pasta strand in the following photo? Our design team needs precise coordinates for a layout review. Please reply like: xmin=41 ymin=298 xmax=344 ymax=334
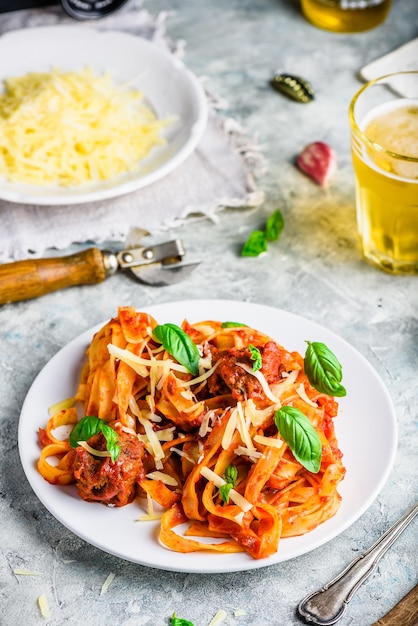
xmin=37 ymin=443 xmax=74 ymax=485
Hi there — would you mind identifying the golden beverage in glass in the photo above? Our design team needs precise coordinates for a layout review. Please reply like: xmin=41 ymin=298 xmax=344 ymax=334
xmin=349 ymin=72 xmax=418 ymax=274
xmin=301 ymin=0 xmax=391 ymax=32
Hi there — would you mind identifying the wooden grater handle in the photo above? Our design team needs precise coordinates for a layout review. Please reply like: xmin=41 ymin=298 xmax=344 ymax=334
xmin=0 ymin=248 xmax=112 ymax=304
xmin=374 ymin=585 xmax=418 ymax=626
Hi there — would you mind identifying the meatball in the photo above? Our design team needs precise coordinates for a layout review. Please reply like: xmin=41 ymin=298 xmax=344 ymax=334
xmin=71 ymin=428 xmax=145 ymax=507
xmin=207 ymin=342 xmax=285 ymax=401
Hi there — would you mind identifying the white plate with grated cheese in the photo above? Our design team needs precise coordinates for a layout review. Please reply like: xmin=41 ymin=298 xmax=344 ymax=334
xmin=0 ymin=26 xmax=207 ymax=205
xmin=18 ymin=300 xmax=397 ymax=573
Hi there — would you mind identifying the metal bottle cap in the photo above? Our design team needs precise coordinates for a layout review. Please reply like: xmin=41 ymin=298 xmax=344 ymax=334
xmin=61 ymin=0 xmax=129 ymax=20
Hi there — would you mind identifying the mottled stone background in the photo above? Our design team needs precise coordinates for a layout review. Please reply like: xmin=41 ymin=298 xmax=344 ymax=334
xmin=0 ymin=0 xmax=417 ymax=625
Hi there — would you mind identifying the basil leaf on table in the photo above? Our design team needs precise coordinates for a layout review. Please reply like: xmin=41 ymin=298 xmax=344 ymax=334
xmin=304 ymin=341 xmax=347 ymax=397
xmin=241 ymin=230 xmax=268 ymax=257
xmin=241 ymin=208 xmax=285 ymax=257
xmin=265 ymin=208 xmax=285 ymax=241
xmin=69 ymin=416 xmax=121 ymax=462
xmin=153 ymin=323 xmax=200 ymax=376
xmin=274 ymin=406 xmax=322 ymax=473
xmin=171 ymin=613 xmax=195 ymax=626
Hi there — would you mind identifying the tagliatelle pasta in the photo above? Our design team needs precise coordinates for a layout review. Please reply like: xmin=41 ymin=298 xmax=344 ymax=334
xmin=37 ymin=306 xmax=345 ymax=560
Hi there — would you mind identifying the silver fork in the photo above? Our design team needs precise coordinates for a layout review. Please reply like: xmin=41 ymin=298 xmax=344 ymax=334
xmin=297 ymin=501 xmax=418 ymax=625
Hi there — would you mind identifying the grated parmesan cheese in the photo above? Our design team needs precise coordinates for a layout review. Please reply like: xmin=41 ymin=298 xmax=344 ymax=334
xmin=137 ymin=426 xmax=174 ymax=443
xmin=156 ymin=360 xmax=172 ymax=390
xmin=120 ymin=424 xmax=137 ymax=437
xmin=156 ymin=427 xmax=175 ymax=441
xmin=208 ymin=609 xmax=227 ymax=626
xmin=234 ymin=511 xmax=245 ymax=525
xmin=253 ymin=434 xmax=284 ymax=448
xmin=221 ymin=407 xmax=237 ymax=450
xmin=235 ymin=401 xmax=255 ymax=451
xmin=222 ymin=402 xmax=256 ymax=452
xmin=129 ymin=398 xmax=165 ymax=463
xmin=236 ymin=362 xmax=281 ymax=404
xmin=147 ymin=413 xmax=163 ymax=423
xmin=100 ymin=572 xmax=115 ymax=595
xmin=108 ymin=344 xmax=188 ymax=376
xmin=13 ymin=569 xmax=41 ymax=576
xmin=0 ymin=67 xmax=170 ymax=187
xmin=244 ymin=398 xmax=274 ymax=428
xmin=146 ymin=471 xmax=178 ymax=486
xmin=77 ymin=441 xmax=111 ymax=457
xmin=296 ymin=382 xmax=318 ymax=407
xmin=137 ymin=493 xmax=163 ymax=521
xmin=198 ymin=410 xmax=213 ymax=437
xmin=37 ymin=594 xmax=50 ymax=619
xmin=170 ymin=446 xmax=196 ymax=464
xmin=176 ymin=361 xmax=219 ymax=388
xmin=234 ymin=445 xmax=263 ymax=460
xmin=272 ymin=369 xmax=299 ymax=397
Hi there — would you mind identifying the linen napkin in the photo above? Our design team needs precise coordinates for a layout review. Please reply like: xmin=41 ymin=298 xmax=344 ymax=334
xmin=0 ymin=1 xmax=264 ymax=262
xmin=360 ymin=38 xmax=418 ymax=82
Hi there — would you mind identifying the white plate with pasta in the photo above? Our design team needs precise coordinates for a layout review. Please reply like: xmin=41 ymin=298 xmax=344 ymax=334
xmin=0 ymin=26 xmax=207 ymax=205
xmin=18 ymin=300 xmax=397 ymax=573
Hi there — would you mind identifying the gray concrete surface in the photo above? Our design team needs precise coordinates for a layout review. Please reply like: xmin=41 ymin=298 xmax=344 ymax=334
xmin=0 ymin=0 xmax=417 ymax=624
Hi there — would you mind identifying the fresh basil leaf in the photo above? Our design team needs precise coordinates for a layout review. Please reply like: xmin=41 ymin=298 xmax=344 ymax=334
xmin=221 ymin=321 xmax=248 ymax=328
xmin=224 ymin=463 xmax=238 ymax=485
xmin=219 ymin=464 xmax=238 ymax=504
xmin=249 ymin=344 xmax=262 ymax=371
xmin=241 ymin=230 xmax=267 ymax=257
xmin=153 ymin=323 xmax=200 ymax=376
xmin=171 ymin=613 xmax=195 ymax=626
xmin=274 ymin=406 xmax=322 ymax=473
xmin=100 ymin=423 xmax=121 ymax=462
xmin=265 ymin=209 xmax=285 ymax=242
xmin=219 ymin=482 xmax=233 ymax=504
xmin=69 ymin=416 xmax=121 ymax=462
xmin=304 ymin=341 xmax=347 ymax=397
xmin=69 ymin=416 xmax=102 ymax=448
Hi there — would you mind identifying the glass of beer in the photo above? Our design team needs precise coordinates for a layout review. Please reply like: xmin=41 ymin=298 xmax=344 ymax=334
xmin=301 ymin=0 xmax=391 ymax=33
xmin=349 ymin=71 xmax=418 ymax=274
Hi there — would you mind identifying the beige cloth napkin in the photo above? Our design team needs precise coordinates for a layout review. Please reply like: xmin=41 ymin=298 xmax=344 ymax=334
xmin=0 ymin=2 xmax=264 ymax=262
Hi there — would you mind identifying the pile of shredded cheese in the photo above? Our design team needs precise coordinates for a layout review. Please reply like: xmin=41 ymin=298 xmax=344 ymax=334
xmin=0 ymin=67 xmax=169 ymax=187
